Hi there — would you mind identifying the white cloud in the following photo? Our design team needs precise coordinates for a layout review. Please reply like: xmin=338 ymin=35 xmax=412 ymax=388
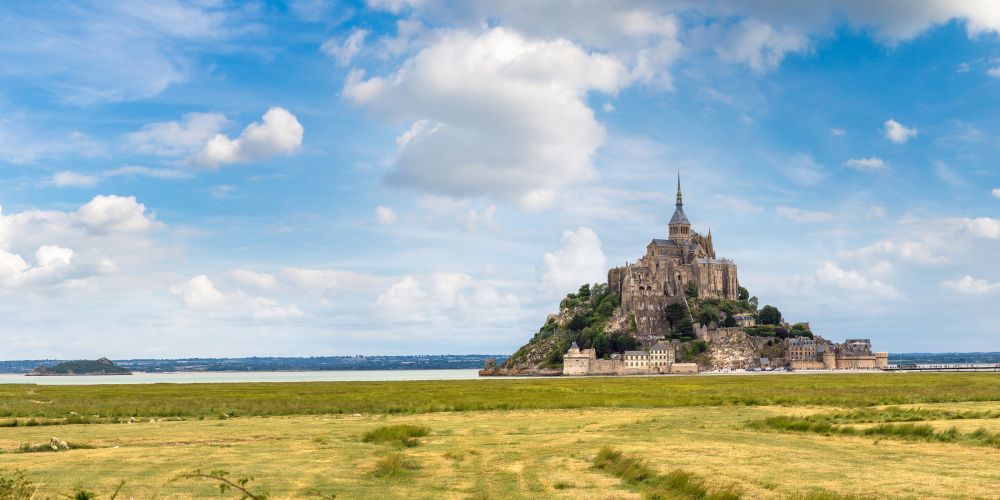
xmin=884 ymin=118 xmax=917 ymax=143
xmin=375 ymin=206 xmax=398 ymax=224
xmin=375 ymin=272 xmax=519 ymax=323
xmin=170 ymin=275 xmax=226 ymax=310
xmin=942 ymin=275 xmax=1000 ymax=295
xmin=343 ymin=27 xmax=629 ymax=207
xmin=988 ymin=66 xmax=1000 ymax=78
xmin=46 ymin=171 xmax=100 ymax=188
xmin=816 ymin=261 xmax=902 ymax=299
xmin=963 ymin=217 xmax=1000 ymax=239
xmin=194 ymin=108 xmax=304 ymax=168
xmin=713 ymin=18 xmax=810 ymax=72
xmin=991 ymin=188 xmax=1000 ymax=199
xmin=839 ymin=240 xmax=948 ymax=266
xmin=831 ymin=128 xmax=846 ymax=136
xmin=171 ymin=274 xmax=304 ymax=320
xmin=537 ymin=227 xmax=607 ymax=297
xmin=322 ymin=29 xmax=368 ymax=66
xmin=844 ymin=157 xmax=888 ymax=172
xmin=75 ymin=195 xmax=155 ymax=234
xmin=776 ymin=205 xmax=834 ymax=223
xmin=43 ymin=166 xmax=190 ymax=189
xmin=127 ymin=112 xmax=228 ymax=157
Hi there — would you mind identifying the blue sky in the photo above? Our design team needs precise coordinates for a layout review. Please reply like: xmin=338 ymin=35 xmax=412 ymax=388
xmin=1 ymin=1 xmax=1000 ymax=358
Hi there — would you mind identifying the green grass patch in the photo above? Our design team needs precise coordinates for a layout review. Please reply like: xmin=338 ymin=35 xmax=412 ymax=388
xmin=593 ymin=446 xmax=741 ymax=499
xmin=361 ymin=424 xmax=430 ymax=448
xmin=2 ymin=373 xmax=1000 ymax=420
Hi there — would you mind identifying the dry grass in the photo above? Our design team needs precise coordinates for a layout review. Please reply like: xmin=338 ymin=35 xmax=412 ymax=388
xmin=0 ymin=405 xmax=998 ymax=498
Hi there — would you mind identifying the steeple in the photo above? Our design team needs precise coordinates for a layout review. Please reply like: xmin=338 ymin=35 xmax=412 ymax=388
xmin=668 ymin=172 xmax=691 ymax=241
xmin=676 ymin=172 xmax=683 ymax=207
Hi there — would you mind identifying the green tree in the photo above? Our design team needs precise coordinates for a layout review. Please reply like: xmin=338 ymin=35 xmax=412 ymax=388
xmin=758 ymin=305 xmax=782 ymax=325
xmin=577 ymin=283 xmax=591 ymax=299
xmin=722 ymin=313 xmax=737 ymax=328
xmin=738 ymin=286 xmax=750 ymax=301
xmin=696 ymin=305 xmax=720 ymax=327
xmin=684 ymin=281 xmax=698 ymax=300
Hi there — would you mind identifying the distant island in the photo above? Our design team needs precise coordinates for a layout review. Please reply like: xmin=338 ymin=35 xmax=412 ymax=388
xmin=28 ymin=357 xmax=132 ymax=376
xmin=0 ymin=355 xmax=507 ymax=374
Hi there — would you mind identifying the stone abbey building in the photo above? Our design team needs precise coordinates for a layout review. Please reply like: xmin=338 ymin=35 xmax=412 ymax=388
xmin=608 ymin=176 xmax=739 ymax=338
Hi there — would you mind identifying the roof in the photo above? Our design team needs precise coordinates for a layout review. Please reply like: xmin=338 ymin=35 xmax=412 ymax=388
xmin=624 ymin=350 xmax=648 ymax=357
xmin=669 ymin=205 xmax=690 ymax=226
xmin=651 ymin=341 xmax=673 ymax=351
xmin=570 ymin=341 xmax=579 ymax=350
xmin=650 ymin=238 xmax=681 ymax=247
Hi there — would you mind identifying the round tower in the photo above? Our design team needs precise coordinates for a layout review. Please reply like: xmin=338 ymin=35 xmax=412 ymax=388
xmin=669 ymin=173 xmax=692 ymax=241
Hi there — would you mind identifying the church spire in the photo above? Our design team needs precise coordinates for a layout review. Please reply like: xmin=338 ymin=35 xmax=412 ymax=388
xmin=676 ymin=172 xmax=683 ymax=207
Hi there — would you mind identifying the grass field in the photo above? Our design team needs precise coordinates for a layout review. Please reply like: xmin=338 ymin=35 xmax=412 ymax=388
xmin=2 ymin=373 xmax=1000 ymax=498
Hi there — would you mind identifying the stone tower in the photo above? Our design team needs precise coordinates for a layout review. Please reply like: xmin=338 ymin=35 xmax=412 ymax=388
xmin=668 ymin=173 xmax=692 ymax=241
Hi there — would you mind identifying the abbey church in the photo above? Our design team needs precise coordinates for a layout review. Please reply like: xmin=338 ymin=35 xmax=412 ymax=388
xmin=607 ymin=176 xmax=739 ymax=338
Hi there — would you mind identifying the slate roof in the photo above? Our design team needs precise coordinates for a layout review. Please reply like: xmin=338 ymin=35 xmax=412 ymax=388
xmin=651 ymin=341 xmax=673 ymax=351
xmin=624 ymin=350 xmax=648 ymax=357
xmin=669 ymin=205 xmax=690 ymax=225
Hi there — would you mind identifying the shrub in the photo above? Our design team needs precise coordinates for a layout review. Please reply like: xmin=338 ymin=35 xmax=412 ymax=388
xmin=0 ymin=470 xmax=36 ymax=499
xmin=361 ymin=424 xmax=430 ymax=448
xmin=370 ymin=453 xmax=420 ymax=479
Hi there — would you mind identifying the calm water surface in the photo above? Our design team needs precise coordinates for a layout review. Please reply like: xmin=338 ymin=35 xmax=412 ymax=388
xmin=0 ymin=369 xmax=483 ymax=385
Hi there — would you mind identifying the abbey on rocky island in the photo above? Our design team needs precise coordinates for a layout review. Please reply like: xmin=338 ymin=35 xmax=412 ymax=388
xmin=608 ymin=175 xmax=739 ymax=339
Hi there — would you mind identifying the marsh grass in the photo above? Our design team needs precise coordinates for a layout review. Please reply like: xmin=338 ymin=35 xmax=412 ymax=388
xmin=3 ymin=373 xmax=1000 ymax=420
xmin=361 ymin=424 xmax=430 ymax=448
xmin=370 ymin=453 xmax=420 ymax=479
xmin=17 ymin=442 xmax=96 ymax=453
xmin=593 ymin=446 xmax=741 ymax=499
xmin=752 ymin=413 xmax=1000 ymax=448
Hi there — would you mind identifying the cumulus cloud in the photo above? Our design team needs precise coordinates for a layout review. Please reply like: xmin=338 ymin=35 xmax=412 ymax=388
xmin=537 ymin=227 xmax=607 ymax=297
xmin=194 ymin=108 xmax=304 ymax=168
xmin=322 ymin=29 xmax=368 ymax=66
xmin=171 ymin=274 xmax=304 ymax=319
xmin=343 ymin=27 xmax=628 ymax=207
xmin=844 ymin=157 xmax=888 ymax=172
xmin=815 ymin=261 xmax=902 ymax=299
xmin=942 ymin=275 xmax=1000 ymax=295
xmin=75 ymin=195 xmax=155 ymax=233
xmin=127 ymin=112 xmax=228 ymax=157
xmin=884 ymin=118 xmax=917 ymax=143
xmin=375 ymin=272 xmax=519 ymax=323
xmin=991 ymin=188 xmax=1000 ymax=199
xmin=375 ymin=206 xmax=398 ymax=224
xmin=713 ymin=18 xmax=810 ymax=72
xmin=776 ymin=205 xmax=834 ymax=223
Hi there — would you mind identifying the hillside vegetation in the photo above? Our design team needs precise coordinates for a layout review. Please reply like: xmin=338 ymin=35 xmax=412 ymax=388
xmin=497 ymin=283 xmax=637 ymax=373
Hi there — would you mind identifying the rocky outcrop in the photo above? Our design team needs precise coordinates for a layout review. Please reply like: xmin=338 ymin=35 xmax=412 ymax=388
xmin=704 ymin=330 xmax=759 ymax=371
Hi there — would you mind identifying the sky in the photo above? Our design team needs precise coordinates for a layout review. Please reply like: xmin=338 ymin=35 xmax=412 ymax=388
xmin=1 ymin=1 xmax=1000 ymax=359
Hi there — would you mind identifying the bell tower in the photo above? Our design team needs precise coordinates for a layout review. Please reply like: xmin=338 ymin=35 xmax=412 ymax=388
xmin=668 ymin=173 xmax=692 ymax=241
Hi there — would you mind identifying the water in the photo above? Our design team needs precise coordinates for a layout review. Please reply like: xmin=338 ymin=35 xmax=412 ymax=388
xmin=0 ymin=369 xmax=483 ymax=385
